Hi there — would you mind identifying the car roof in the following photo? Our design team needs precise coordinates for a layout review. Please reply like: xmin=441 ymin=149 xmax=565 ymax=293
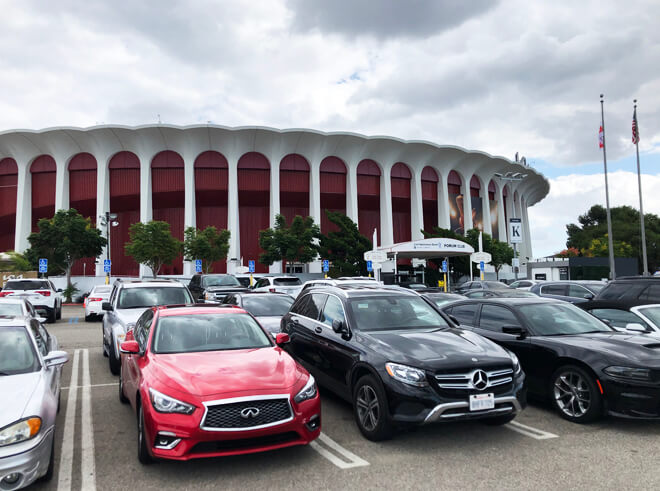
xmin=156 ymin=306 xmax=248 ymax=317
xmin=448 ymin=297 xmax=559 ymax=306
xmin=120 ymin=280 xmax=186 ymax=289
xmin=580 ymin=299 xmax=658 ymax=310
xmin=302 ymin=284 xmax=419 ymax=298
xmin=233 ymin=291 xmax=290 ymax=296
xmin=611 ymin=276 xmax=660 ymax=281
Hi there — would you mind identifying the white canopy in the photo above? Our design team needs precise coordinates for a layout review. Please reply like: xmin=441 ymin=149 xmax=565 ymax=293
xmin=377 ymin=238 xmax=474 ymax=259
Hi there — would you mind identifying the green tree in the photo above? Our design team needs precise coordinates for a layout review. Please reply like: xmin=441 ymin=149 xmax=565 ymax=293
xmin=318 ymin=211 xmax=372 ymax=277
xmin=24 ymin=209 xmax=106 ymax=299
xmin=183 ymin=226 xmax=230 ymax=274
xmin=259 ymin=214 xmax=321 ymax=267
xmin=490 ymin=239 xmax=515 ymax=279
xmin=125 ymin=221 xmax=181 ymax=278
xmin=584 ymin=235 xmax=634 ymax=258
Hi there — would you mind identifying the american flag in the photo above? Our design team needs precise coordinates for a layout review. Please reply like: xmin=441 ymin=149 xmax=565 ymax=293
xmin=632 ymin=107 xmax=640 ymax=144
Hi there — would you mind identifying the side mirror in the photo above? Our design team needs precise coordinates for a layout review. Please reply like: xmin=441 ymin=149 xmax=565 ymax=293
xmin=57 ymin=288 xmax=63 ymax=293
xmin=626 ymin=323 xmax=648 ymax=333
xmin=37 ymin=317 xmax=47 ymax=324
xmin=275 ymin=333 xmax=290 ymax=345
xmin=584 ymin=293 xmax=594 ymax=300
xmin=448 ymin=314 xmax=460 ymax=326
xmin=102 ymin=302 xmax=113 ymax=311
xmin=502 ymin=326 xmax=527 ymax=339
xmin=332 ymin=319 xmax=345 ymax=334
xmin=44 ymin=350 xmax=69 ymax=368
xmin=120 ymin=340 xmax=140 ymax=354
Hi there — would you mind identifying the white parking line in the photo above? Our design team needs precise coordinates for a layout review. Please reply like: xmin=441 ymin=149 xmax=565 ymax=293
xmin=310 ymin=433 xmax=370 ymax=469
xmin=61 ymin=382 xmax=118 ymax=390
xmin=81 ymin=349 xmax=97 ymax=491
xmin=506 ymin=421 xmax=559 ymax=440
xmin=57 ymin=349 xmax=79 ymax=491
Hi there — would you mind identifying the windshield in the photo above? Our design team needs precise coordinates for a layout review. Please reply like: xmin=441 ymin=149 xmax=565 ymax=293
xmin=518 ymin=303 xmax=613 ymax=336
xmin=273 ymin=278 xmax=302 ymax=286
xmin=242 ymin=295 xmax=294 ymax=316
xmin=203 ymin=275 xmax=241 ymax=287
xmin=486 ymin=282 xmax=510 ymax=290
xmin=0 ymin=303 xmax=24 ymax=317
xmin=153 ymin=313 xmax=272 ymax=353
xmin=426 ymin=294 xmax=464 ymax=307
xmin=586 ymin=283 xmax=606 ymax=292
xmin=118 ymin=287 xmax=192 ymax=309
xmin=637 ymin=306 xmax=660 ymax=328
xmin=4 ymin=280 xmax=50 ymax=291
xmin=348 ymin=296 xmax=450 ymax=332
xmin=0 ymin=327 xmax=39 ymax=375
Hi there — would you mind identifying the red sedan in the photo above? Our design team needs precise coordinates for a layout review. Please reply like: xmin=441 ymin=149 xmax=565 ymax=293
xmin=118 ymin=305 xmax=321 ymax=464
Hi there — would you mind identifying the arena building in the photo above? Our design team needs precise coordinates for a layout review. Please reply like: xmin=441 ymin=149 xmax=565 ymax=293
xmin=0 ymin=125 xmax=549 ymax=277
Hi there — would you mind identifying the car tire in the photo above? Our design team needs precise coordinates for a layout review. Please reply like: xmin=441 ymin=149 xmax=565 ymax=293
xmin=352 ymin=374 xmax=393 ymax=441
xmin=119 ymin=366 xmax=129 ymax=404
xmin=137 ymin=403 xmax=153 ymax=465
xmin=47 ymin=308 xmax=56 ymax=324
xmin=85 ymin=314 xmax=93 ymax=322
xmin=480 ymin=413 xmax=516 ymax=426
xmin=108 ymin=338 xmax=120 ymax=375
xmin=550 ymin=365 xmax=602 ymax=424
xmin=38 ymin=437 xmax=55 ymax=482
xmin=56 ymin=304 xmax=62 ymax=320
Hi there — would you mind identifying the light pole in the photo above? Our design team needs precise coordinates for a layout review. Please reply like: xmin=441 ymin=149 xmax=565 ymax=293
xmin=494 ymin=171 xmax=528 ymax=280
xmin=99 ymin=212 xmax=118 ymax=281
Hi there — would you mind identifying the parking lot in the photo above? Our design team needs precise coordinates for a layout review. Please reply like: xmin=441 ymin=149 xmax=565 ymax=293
xmin=32 ymin=306 xmax=660 ymax=490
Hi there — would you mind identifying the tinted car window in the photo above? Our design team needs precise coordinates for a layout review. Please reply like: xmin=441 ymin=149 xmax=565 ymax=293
xmin=273 ymin=278 xmax=302 ymax=286
xmin=30 ymin=321 xmax=49 ymax=356
xmin=639 ymin=285 xmax=660 ymax=301
xmin=479 ymin=305 xmax=521 ymax=332
xmin=242 ymin=295 xmax=294 ymax=316
xmin=203 ymin=275 xmax=241 ymax=287
xmin=518 ymin=303 xmax=612 ymax=336
xmin=542 ymin=284 xmax=567 ymax=296
xmin=425 ymin=294 xmax=464 ymax=308
xmin=597 ymin=283 xmax=632 ymax=300
xmin=135 ymin=310 xmax=154 ymax=351
xmin=348 ymin=296 xmax=448 ymax=332
xmin=255 ymin=278 xmax=270 ymax=288
xmin=320 ymin=295 xmax=346 ymax=328
xmin=117 ymin=287 xmax=192 ymax=309
xmin=466 ymin=291 xmax=488 ymax=298
xmin=290 ymin=294 xmax=312 ymax=316
xmin=307 ymin=294 xmax=327 ymax=320
xmin=449 ymin=304 xmax=479 ymax=325
xmin=568 ymin=285 xmax=593 ymax=299
xmin=0 ymin=327 xmax=39 ymax=374
xmin=4 ymin=280 xmax=51 ymax=290
xmin=589 ymin=308 xmax=646 ymax=329
xmin=484 ymin=281 xmax=510 ymax=290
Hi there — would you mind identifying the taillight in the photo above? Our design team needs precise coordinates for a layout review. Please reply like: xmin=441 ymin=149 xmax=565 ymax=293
xmin=0 ymin=291 xmax=13 ymax=297
xmin=35 ymin=290 xmax=51 ymax=297
xmin=87 ymin=297 xmax=102 ymax=302
xmin=269 ymin=288 xmax=276 ymax=293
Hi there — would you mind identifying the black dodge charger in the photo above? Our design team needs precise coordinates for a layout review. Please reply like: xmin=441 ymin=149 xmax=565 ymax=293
xmin=281 ymin=285 xmax=526 ymax=441
xmin=441 ymin=297 xmax=660 ymax=423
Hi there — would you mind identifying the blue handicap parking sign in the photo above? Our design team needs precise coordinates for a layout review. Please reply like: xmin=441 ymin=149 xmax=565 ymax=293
xmin=366 ymin=260 xmax=373 ymax=272
xmin=38 ymin=258 xmax=48 ymax=273
xmin=248 ymin=260 xmax=255 ymax=273
xmin=479 ymin=261 xmax=485 ymax=271
xmin=322 ymin=259 xmax=329 ymax=272
xmin=442 ymin=260 xmax=448 ymax=273
xmin=103 ymin=259 xmax=111 ymax=273
xmin=195 ymin=259 xmax=202 ymax=273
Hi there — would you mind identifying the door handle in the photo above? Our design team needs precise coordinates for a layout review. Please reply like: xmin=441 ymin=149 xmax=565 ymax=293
xmin=315 ymin=326 xmax=323 ymax=334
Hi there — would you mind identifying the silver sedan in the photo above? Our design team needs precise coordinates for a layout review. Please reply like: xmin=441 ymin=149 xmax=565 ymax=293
xmin=0 ymin=318 xmax=68 ymax=489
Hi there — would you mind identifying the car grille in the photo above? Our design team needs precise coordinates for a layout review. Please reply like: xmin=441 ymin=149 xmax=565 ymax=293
xmin=202 ymin=398 xmax=293 ymax=430
xmin=432 ymin=367 xmax=514 ymax=397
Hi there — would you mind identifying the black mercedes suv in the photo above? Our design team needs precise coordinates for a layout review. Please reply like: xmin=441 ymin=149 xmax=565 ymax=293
xmin=280 ymin=285 xmax=526 ymax=441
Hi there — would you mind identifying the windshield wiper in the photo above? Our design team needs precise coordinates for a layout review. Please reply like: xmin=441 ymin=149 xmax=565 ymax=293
xmin=0 ymin=371 xmax=13 ymax=376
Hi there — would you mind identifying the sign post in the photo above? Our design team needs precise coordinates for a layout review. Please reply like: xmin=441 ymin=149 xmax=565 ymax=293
xmin=442 ymin=259 xmax=448 ymax=292
xmin=322 ymin=259 xmax=329 ymax=278
xmin=366 ymin=260 xmax=373 ymax=276
xmin=248 ymin=260 xmax=255 ymax=286
xmin=479 ymin=260 xmax=485 ymax=281
xmin=38 ymin=258 xmax=48 ymax=278
xmin=509 ymin=218 xmax=523 ymax=280
xmin=103 ymin=259 xmax=112 ymax=284
xmin=195 ymin=259 xmax=202 ymax=273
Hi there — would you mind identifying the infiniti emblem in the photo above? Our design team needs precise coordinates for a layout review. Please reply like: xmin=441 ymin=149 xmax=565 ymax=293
xmin=472 ymin=370 xmax=489 ymax=390
xmin=240 ymin=407 xmax=260 ymax=419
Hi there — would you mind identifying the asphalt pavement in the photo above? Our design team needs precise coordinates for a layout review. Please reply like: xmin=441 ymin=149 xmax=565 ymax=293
xmin=30 ymin=306 xmax=660 ymax=490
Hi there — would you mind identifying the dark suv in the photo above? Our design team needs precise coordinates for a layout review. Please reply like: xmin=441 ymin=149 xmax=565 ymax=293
xmin=280 ymin=285 xmax=525 ymax=441
xmin=595 ymin=276 xmax=660 ymax=303
xmin=187 ymin=274 xmax=248 ymax=303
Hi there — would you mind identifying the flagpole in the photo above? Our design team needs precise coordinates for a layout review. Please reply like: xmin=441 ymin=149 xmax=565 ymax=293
xmin=600 ymin=94 xmax=616 ymax=280
xmin=633 ymin=99 xmax=649 ymax=275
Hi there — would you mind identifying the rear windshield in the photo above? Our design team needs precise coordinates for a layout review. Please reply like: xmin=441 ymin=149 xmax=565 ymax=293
xmin=118 ymin=287 xmax=192 ymax=309
xmin=485 ymin=282 xmax=510 ymax=289
xmin=4 ymin=280 xmax=50 ymax=291
xmin=92 ymin=286 xmax=112 ymax=294
xmin=0 ymin=303 xmax=24 ymax=317
xmin=242 ymin=295 xmax=294 ymax=316
xmin=273 ymin=278 xmax=302 ymax=286
xmin=203 ymin=275 xmax=241 ymax=287
xmin=0 ymin=327 xmax=39 ymax=375
xmin=153 ymin=313 xmax=271 ymax=353
xmin=348 ymin=296 xmax=450 ymax=332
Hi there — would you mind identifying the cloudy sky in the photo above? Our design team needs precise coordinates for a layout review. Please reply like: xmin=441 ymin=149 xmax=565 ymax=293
xmin=2 ymin=0 xmax=659 ymax=256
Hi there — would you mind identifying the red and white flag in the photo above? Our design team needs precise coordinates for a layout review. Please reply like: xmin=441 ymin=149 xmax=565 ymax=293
xmin=632 ymin=108 xmax=640 ymax=144
xmin=598 ymin=126 xmax=604 ymax=148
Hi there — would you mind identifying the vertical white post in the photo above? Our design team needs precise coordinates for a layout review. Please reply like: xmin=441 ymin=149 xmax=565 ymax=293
xmin=226 ymin=155 xmax=239 ymax=274
xmin=380 ymin=164 xmax=394 ymax=247
xmin=269 ymin=156 xmax=281 ymax=274
xmin=411 ymin=168 xmax=424 ymax=240
xmin=14 ymin=162 xmax=31 ymax=252
xmin=182 ymin=155 xmax=196 ymax=276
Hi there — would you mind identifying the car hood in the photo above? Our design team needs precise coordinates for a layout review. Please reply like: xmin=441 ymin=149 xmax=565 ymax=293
xmin=359 ymin=328 xmax=513 ymax=370
xmin=114 ymin=309 xmax=148 ymax=329
xmin=204 ymin=286 xmax=248 ymax=293
xmin=256 ymin=316 xmax=283 ymax=334
xmin=539 ymin=332 xmax=660 ymax=366
xmin=0 ymin=372 xmax=41 ymax=427
xmin=150 ymin=347 xmax=304 ymax=397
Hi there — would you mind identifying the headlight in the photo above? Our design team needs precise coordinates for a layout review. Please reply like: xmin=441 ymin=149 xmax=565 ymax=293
xmin=0 ymin=417 xmax=41 ymax=447
xmin=116 ymin=333 xmax=126 ymax=347
xmin=509 ymin=351 xmax=522 ymax=375
xmin=204 ymin=292 xmax=213 ymax=300
xmin=149 ymin=388 xmax=196 ymax=414
xmin=603 ymin=366 xmax=651 ymax=381
xmin=385 ymin=362 xmax=428 ymax=387
xmin=294 ymin=375 xmax=317 ymax=403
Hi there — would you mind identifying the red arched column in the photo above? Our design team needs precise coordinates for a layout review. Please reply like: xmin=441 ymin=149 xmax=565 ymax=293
xmin=0 ymin=159 xmax=17 ymax=252
xmin=320 ymin=157 xmax=347 ymax=233
xmin=447 ymin=170 xmax=463 ymax=234
xmin=280 ymin=154 xmax=310 ymax=225
xmin=152 ymin=151 xmax=184 ymax=275
xmin=470 ymin=175 xmax=483 ymax=231
xmin=69 ymin=153 xmax=97 ymax=275
xmin=109 ymin=152 xmax=140 ymax=276
xmin=238 ymin=152 xmax=270 ymax=273
xmin=195 ymin=151 xmax=228 ymax=273
xmin=421 ymin=167 xmax=438 ymax=234
xmin=30 ymin=156 xmax=56 ymax=232
xmin=488 ymin=180 xmax=499 ymax=240
xmin=357 ymin=159 xmax=381 ymax=244
xmin=391 ymin=163 xmax=412 ymax=246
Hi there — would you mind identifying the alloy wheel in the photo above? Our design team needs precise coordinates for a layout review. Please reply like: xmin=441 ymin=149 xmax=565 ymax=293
xmin=356 ymin=385 xmax=380 ymax=432
xmin=553 ymin=370 xmax=591 ymax=418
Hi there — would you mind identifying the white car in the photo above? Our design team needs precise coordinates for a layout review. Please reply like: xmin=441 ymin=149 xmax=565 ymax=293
xmin=299 ymin=277 xmax=383 ymax=295
xmin=0 ymin=298 xmax=46 ymax=323
xmin=251 ymin=276 xmax=303 ymax=297
xmin=508 ymin=279 xmax=544 ymax=291
xmin=0 ymin=279 xmax=63 ymax=324
xmin=84 ymin=285 xmax=112 ymax=321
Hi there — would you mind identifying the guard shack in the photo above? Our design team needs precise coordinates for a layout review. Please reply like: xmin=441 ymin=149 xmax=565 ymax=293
xmin=377 ymin=238 xmax=474 ymax=289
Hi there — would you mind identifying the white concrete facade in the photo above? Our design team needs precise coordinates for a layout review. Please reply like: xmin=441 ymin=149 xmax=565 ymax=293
xmin=0 ymin=125 xmax=550 ymax=276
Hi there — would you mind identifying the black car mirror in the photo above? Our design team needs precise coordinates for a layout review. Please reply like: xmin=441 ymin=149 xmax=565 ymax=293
xmin=584 ymin=293 xmax=594 ymax=300
xmin=502 ymin=326 xmax=527 ymax=339
xmin=57 ymin=288 xmax=63 ymax=293
xmin=448 ymin=314 xmax=460 ymax=326
xmin=332 ymin=319 xmax=345 ymax=334
xmin=102 ymin=302 xmax=113 ymax=311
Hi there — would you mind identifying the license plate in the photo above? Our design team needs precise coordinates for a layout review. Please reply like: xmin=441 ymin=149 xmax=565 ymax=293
xmin=469 ymin=393 xmax=494 ymax=411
